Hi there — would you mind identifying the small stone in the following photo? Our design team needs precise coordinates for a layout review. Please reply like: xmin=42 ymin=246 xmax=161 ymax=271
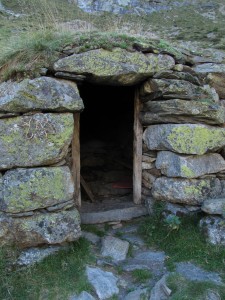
xmin=82 ymin=231 xmax=100 ymax=245
xmin=86 ymin=267 xmax=119 ymax=300
xmin=124 ymin=288 xmax=149 ymax=300
xmin=204 ymin=289 xmax=221 ymax=300
xmin=101 ymin=236 xmax=129 ymax=261
xmin=201 ymin=198 xmax=225 ymax=215
xmin=149 ymin=274 xmax=170 ymax=300
xmin=175 ymin=262 xmax=222 ymax=285
xmin=200 ymin=216 xmax=225 ymax=246
xmin=122 ymin=234 xmax=145 ymax=247
xmin=69 ymin=291 xmax=96 ymax=300
xmin=112 ymin=224 xmax=123 ymax=230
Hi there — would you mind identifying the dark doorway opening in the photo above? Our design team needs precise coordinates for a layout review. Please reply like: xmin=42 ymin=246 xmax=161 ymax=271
xmin=78 ymin=83 xmax=135 ymax=205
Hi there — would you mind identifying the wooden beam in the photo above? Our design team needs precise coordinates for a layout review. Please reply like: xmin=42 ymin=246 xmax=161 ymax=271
xmin=133 ymin=89 xmax=143 ymax=204
xmin=72 ymin=113 xmax=81 ymax=207
xmin=80 ymin=175 xmax=96 ymax=203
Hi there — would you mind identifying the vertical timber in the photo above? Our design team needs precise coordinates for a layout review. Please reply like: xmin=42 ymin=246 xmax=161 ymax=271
xmin=133 ymin=89 xmax=143 ymax=204
xmin=72 ymin=113 xmax=81 ymax=207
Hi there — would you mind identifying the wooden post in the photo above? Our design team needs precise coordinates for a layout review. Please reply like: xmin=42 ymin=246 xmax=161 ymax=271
xmin=133 ymin=89 xmax=143 ymax=204
xmin=72 ymin=113 xmax=81 ymax=207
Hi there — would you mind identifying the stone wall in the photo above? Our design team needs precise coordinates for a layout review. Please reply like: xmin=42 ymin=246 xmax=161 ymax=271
xmin=0 ymin=77 xmax=83 ymax=248
xmin=1 ymin=43 xmax=225 ymax=247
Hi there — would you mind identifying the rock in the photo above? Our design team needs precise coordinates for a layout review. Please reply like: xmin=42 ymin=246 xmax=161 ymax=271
xmin=0 ymin=77 xmax=84 ymax=113
xmin=0 ymin=167 xmax=74 ymax=213
xmin=141 ymin=99 xmax=225 ymax=125
xmin=69 ymin=291 xmax=96 ymax=300
xmin=152 ymin=177 xmax=221 ymax=205
xmin=54 ymin=48 xmax=175 ymax=85
xmin=193 ymin=63 xmax=225 ymax=75
xmin=207 ymin=73 xmax=225 ymax=99
xmin=204 ymin=290 xmax=221 ymax=300
xmin=46 ymin=199 xmax=74 ymax=212
xmin=1 ymin=209 xmax=81 ymax=248
xmin=163 ymin=202 xmax=200 ymax=216
xmin=124 ymin=288 xmax=149 ymax=300
xmin=142 ymin=162 xmax=155 ymax=170
xmin=202 ymin=198 xmax=225 ymax=215
xmin=143 ymin=124 xmax=225 ymax=155
xmin=155 ymin=152 xmax=225 ymax=178
xmin=122 ymin=234 xmax=145 ymax=247
xmin=82 ymin=231 xmax=100 ymax=245
xmin=123 ymin=250 xmax=166 ymax=277
xmin=153 ymin=70 xmax=201 ymax=85
xmin=175 ymin=262 xmax=222 ymax=285
xmin=16 ymin=245 xmax=64 ymax=266
xmin=0 ymin=113 xmax=73 ymax=169
xmin=140 ymin=79 xmax=216 ymax=101
xmin=101 ymin=236 xmax=129 ymax=261
xmin=86 ymin=267 xmax=119 ymax=300
xmin=200 ymin=216 xmax=225 ymax=245
xmin=149 ymin=274 xmax=171 ymax=300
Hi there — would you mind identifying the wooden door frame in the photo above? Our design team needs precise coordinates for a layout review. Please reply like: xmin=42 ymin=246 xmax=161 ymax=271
xmin=72 ymin=88 xmax=143 ymax=207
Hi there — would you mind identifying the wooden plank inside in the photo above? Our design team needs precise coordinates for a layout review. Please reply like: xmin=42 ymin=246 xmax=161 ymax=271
xmin=80 ymin=175 xmax=96 ymax=202
xmin=133 ymin=89 xmax=143 ymax=204
xmin=72 ymin=113 xmax=81 ymax=207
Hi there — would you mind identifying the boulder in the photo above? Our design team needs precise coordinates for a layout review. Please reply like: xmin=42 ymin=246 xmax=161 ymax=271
xmin=101 ymin=236 xmax=129 ymax=261
xmin=193 ymin=63 xmax=225 ymax=75
xmin=200 ymin=216 xmax=225 ymax=245
xmin=155 ymin=152 xmax=225 ymax=178
xmin=152 ymin=177 xmax=221 ymax=205
xmin=0 ymin=77 xmax=84 ymax=113
xmin=0 ymin=209 xmax=81 ymax=248
xmin=140 ymin=79 xmax=218 ymax=102
xmin=206 ymin=73 xmax=225 ymax=99
xmin=54 ymin=48 xmax=175 ymax=85
xmin=141 ymin=99 xmax=225 ymax=125
xmin=0 ymin=113 xmax=73 ymax=169
xmin=201 ymin=198 xmax=225 ymax=215
xmin=0 ymin=167 xmax=74 ymax=213
xmin=143 ymin=124 xmax=225 ymax=155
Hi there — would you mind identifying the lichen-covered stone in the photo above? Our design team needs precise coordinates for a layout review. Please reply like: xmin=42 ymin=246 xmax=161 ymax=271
xmin=152 ymin=177 xmax=221 ymax=205
xmin=54 ymin=48 xmax=175 ymax=85
xmin=155 ymin=152 xmax=225 ymax=178
xmin=141 ymin=99 xmax=225 ymax=125
xmin=0 ymin=113 xmax=73 ymax=169
xmin=10 ymin=209 xmax=81 ymax=248
xmin=0 ymin=167 xmax=74 ymax=213
xmin=206 ymin=73 xmax=225 ymax=99
xmin=200 ymin=216 xmax=225 ymax=245
xmin=201 ymin=198 xmax=225 ymax=215
xmin=140 ymin=79 xmax=218 ymax=102
xmin=0 ymin=77 xmax=84 ymax=113
xmin=153 ymin=70 xmax=201 ymax=85
xmin=143 ymin=124 xmax=225 ymax=155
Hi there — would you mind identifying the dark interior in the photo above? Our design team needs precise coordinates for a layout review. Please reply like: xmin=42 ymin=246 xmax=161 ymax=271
xmin=78 ymin=83 xmax=135 ymax=203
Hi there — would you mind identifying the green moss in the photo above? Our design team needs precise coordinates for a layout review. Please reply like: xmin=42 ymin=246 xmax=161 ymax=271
xmin=167 ymin=125 xmax=225 ymax=154
xmin=184 ymin=180 xmax=208 ymax=198
xmin=181 ymin=165 xmax=196 ymax=178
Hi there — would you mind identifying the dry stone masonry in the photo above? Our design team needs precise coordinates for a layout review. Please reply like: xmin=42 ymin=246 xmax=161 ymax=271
xmin=1 ymin=39 xmax=225 ymax=247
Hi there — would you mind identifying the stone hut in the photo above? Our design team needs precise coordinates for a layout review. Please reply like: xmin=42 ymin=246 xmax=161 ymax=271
xmin=1 ymin=42 xmax=225 ymax=248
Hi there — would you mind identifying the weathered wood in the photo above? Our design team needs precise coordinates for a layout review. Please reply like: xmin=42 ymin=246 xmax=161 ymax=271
xmin=80 ymin=175 xmax=96 ymax=203
xmin=72 ymin=113 xmax=81 ymax=207
xmin=133 ymin=90 xmax=143 ymax=204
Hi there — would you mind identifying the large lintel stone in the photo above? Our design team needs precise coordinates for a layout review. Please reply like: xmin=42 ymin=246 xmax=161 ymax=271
xmin=0 ymin=167 xmax=74 ymax=213
xmin=54 ymin=48 xmax=175 ymax=85
xmin=141 ymin=99 xmax=225 ymax=125
xmin=156 ymin=151 xmax=225 ymax=178
xmin=152 ymin=177 xmax=221 ymax=205
xmin=0 ymin=113 xmax=73 ymax=170
xmin=0 ymin=77 xmax=84 ymax=113
xmin=143 ymin=124 xmax=225 ymax=155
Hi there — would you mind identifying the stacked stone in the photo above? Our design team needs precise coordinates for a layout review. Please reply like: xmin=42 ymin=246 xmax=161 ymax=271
xmin=140 ymin=65 xmax=225 ymax=245
xmin=0 ymin=77 xmax=83 ymax=248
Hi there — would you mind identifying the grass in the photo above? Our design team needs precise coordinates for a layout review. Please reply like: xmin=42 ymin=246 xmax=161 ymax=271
xmin=131 ymin=269 xmax=152 ymax=283
xmin=0 ymin=238 xmax=94 ymax=300
xmin=81 ymin=224 xmax=105 ymax=237
xmin=139 ymin=205 xmax=225 ymax=277
xmin=167 ymin=273 xmax=225 ymax=300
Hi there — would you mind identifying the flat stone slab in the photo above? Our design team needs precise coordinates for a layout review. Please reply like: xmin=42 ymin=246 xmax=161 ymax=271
xmin=201 ymin=198 xmax=225 ymax=215
xmin=101 ymin=236 xmax=129 ymax=261
xmin=124 ymin=288 xmax=149 ymax=300
xmin=69 ymin=291 xmax=96 ymax=300
xmin=200 ymin=216 xmax=225 ymax=246
xmin=152 ymin=177 xmax=221 ymax=205
xmin=122 ymin=234 xmax=145 ymax=247
xmin=0 ymin=77 xmax=84 ymax=113
xmin=86 ymin=267 xmax=119 ymax=300
xmin=16 ymin=245 xmax=64 ymax=266
xmin=82 ymin=231 xmax=100 ymax=245
xmin=143 ymin=124 xmax=225 ymax=155
xmin=0 ymin=166 xmax=74 ymax=213
xmin=155 ymin=151 xmax=225 ymax=178
xmin=54 ymin=48 xmax=175 ymax=85
xmin=80 ymin=200 xmax=148 ymax=224
xmin=175 ymin=262 xmax=222 ymax=285
xmin=149 ymin=274 xmax=171 ymax=300
xmin=0 ymin=113 xmax=73 ymax=170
